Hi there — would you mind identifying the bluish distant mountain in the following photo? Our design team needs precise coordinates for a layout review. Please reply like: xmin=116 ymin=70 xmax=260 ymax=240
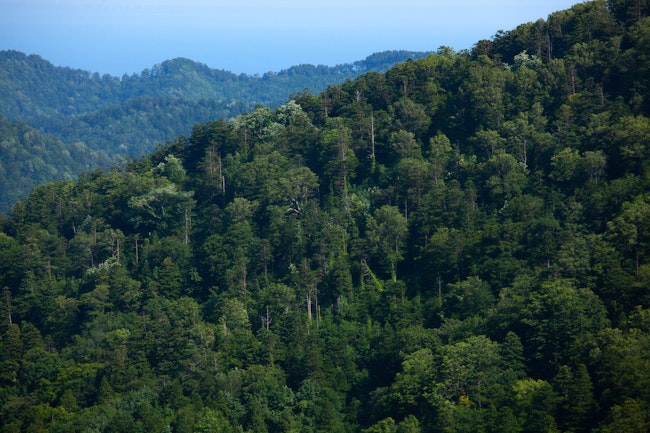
xmin=0 ymin=49 xmax=433 ymax=151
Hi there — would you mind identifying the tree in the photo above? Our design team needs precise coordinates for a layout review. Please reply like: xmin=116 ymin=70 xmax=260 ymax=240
xmin=464 ymin=56 xmax=508 ymax=130
xmin=590 ymin=327 xmax=650 ymax=408
xmin=391 ymin=348 xmax=435 ymax=413
xmin=610 ymin=115 xmax=650 ymax=173
xmin=277 ymin=166 xmax=319 ymax=216
xmin=0 ymin=323 xmax=22 ymax=385
xmin=442 ymin=277 xmax=495 ymax=320
xmin=128 ymin=181 xmax=195 ymax=237
xmin=320 ymin=118 xmax=358 ymax=195
xmin=367 ymin=205 xmax=409 ymax=281
xmin=364 ymin=417 xmax=397 ymax=433
xmin=608 ymin=0 xmax=650 ymax=25
xmin=389 ymin=130 xmax=421 ymax=160
xmin=434 ymin=335 xmax=503 ymax=408
xmin=512 ymin=378 xmax=559 ymax=433
xmin=551 ymin=148 xmax=581 ymax=182
xmin=511 ymin=279 xmax=609 ymax=377
xmin=427 ymin=132 xmax=456 ymax=187
xmin=600 ymin=399 xmax=650 ymax=433
xmin=471 ymin=128 xmax=505 ymax=158
xmin=391 ymin=97 xmax=431 ymax=137
xmin=194 ymin=407 xmax=237 ymax=433
xmin=553 ymin=364 xmax=597 ymax=433
xmin=607 ymin=193 xmax=650 ymax=275
xmin=480 ymin=150 xmax=528 ymax=206
xmin=394 ymin=158 xmax=431 ymax=208
xmin=501 ymin=331 xmax=525 ymax=378
xmin=155 ymin=154 xmax=187 ymax=185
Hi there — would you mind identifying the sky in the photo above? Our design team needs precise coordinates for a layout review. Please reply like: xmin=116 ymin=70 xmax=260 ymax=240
xmin=1 ymin=0 xmax=582 ymax=77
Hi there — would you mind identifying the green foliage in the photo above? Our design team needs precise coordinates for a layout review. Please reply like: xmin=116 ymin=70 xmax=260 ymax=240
xmin=0 ymin=116 xmax=110 ymax=214
xmin=2 ymin=2 xmax=650 ymax=431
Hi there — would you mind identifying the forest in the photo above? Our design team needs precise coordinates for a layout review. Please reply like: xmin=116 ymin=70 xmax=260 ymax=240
xmin=1 ymin=0 xmax=650 ymax=432
xmin=0 ymin=115 xmax=112 ymax=214
xmin=0 ymin=50 xmax=431 ymax=214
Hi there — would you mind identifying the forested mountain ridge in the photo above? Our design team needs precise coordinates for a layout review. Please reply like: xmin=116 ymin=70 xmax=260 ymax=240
xmin=0 ymin=49 xmax=432 ymax=146
xmin=2 ymin=1 xmax=650 ymax=432
xmin=0 ymin=50 xmax=432 ymax=118
xmin=0 ymin=50 xmax=432 ymax=213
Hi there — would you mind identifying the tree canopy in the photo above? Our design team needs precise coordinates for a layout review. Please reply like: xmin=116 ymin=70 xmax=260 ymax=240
xmin=2 ymin=1 xmax=650 ymax=432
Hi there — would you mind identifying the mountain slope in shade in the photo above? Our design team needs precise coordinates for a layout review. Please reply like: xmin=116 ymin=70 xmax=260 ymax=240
xmin=0 ymin=115 xmax=111 ymax=214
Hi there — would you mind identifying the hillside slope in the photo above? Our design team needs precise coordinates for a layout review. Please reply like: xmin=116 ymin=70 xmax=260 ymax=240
xmin=2 ymin=1 xmax=650 ymax=432
xmin=0 ymin=115 xmax=111 ymax=213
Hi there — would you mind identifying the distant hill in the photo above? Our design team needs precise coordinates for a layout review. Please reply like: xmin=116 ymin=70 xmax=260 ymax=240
xmin=0 ymin=50 xmax=432 ymax=213
xmin=0 ymin=49 xmax=433 ymax=138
